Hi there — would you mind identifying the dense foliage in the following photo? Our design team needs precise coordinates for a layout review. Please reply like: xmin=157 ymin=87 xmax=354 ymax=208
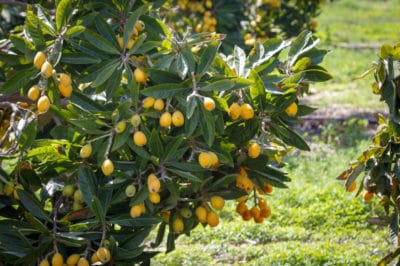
xmin=0 ymin=0 xmax=330 ymax=265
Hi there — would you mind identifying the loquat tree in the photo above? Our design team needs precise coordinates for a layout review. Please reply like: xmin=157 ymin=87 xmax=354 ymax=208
xmin=338 ymin=43 xmax=400 ymax=265
xmin=0 ymin=0 xmax=331 ymax=265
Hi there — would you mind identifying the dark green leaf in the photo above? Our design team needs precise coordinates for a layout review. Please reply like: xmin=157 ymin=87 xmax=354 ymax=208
xmin=17 ymin=190 xmax=51 ymax=222
xmin=199 ymin=79 xmax=235 ymax=92
xmin=269 ymin=121 xmax=310 ymax=151
xmin=91 ymin=196 xmax=105 ymax=224
xmin=89 ymin=60 xmax=121 ymax=87
xmin=147 ymin=69 xmax=181 ymax=83
xmin=130 ymin=186 xmax=149 ymax=206
xmin=149 ymin=130 xmax=164 ymax=158
xmin=197 ymin=40 xmax=220 ymax=75
xmin=123 ymin=5 xmax=149 ymax=50
xmin=1 ymin=67 xmax=38 ymax=94
xmin=151 ymin=222 xmax=166 ymax=248
xmin=84 ymin=30 xmax=120 ymax=54
xmin=78 ymin=165 xmax=98 ymax=208
xmin=142 ymin=83 xmax=188 ymax=99
xmin=61 ymin=52 xmax=101 ymax=64
xmin=167 ymin=168 xmax=201 ymax=183
xmin=199 ymin=102 xmax=215 ymax=146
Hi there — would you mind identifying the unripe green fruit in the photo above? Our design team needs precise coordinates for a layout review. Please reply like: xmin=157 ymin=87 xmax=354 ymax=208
xmin=62 ymin=184 xmax=75 ymax=197
xmin=130 ymin=114 xmax=141 ymax=127
xmin=180 ymin=207 xmax=192 ymax=219
xmin=74 ymin=189 xmax=84 ymax=204
xmin=125 ymin=184 xmax=136 ymax=197
xmin=115 ymin=120 xmax=127 ymax=133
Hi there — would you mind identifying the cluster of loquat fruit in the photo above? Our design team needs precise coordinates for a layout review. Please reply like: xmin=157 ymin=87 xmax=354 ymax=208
xmin=174 ymin=0 xmax=217 ymax=33
xmin=29 ymin=51 xmax=73 ymax=113
xmin=38 ymin=247 xmax=111 ymax=266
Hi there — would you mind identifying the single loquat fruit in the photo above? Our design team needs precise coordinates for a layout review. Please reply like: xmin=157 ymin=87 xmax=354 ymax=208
xmin=130 ymin=114 xmax=141 ymax=127
xmin=133 ymin=131 xmax=147 ymax=146
xmin=195 ymin=206 xmax=208 ymax=223
xmin=101 ymin=159 xmax=114 ymax=176
xmin=347 ymin=182 xmax=357 ymax=192
xmin=228 ymin=102 xmax=241 ymax=120
xmin=153 ymin=98 xmax=164 ymax=111
xmin=363 ymin=190 xmax=374 ymax=201
xmin=134 ymin=68 xmax=148 ymax=84
xmin=62 ymin=184 xmax=75 ymax=197
xmin=207 ymin=211 xmax=219 ymax=227
xmin=33 ymin=51 xmax=46 ymax=69
xmin=66 ymin=253 xmax=80 ymax=266
xmin=130 ymin=204 xmax=143 ymax=218
xmin=39 ymin=258 xmax=50 ymax=266
xmin=52 ymin=252 xmax=64 ymax=266
xmin=240 ymin=103 xmax=254 ymax=120
xmin=77 ymin=257 xmax=89 ymax=266
xmin=248 ymin=142 xmax=261 ymax=158
xmin=125 ymin=184 xmax=137 ymax=197
xmin=148 ymin=192 xmax=161 ymax=204
xmin=172 ymin=110 xmax=185 ymax=127
xmin=159 ymin=111 xmax=172 ymax=127
xmin=96 ymin=247 xmax=111 ymax=264
xmin=210 ymin=195 xmax=225 ymax=210
xmin=114 ymin=120 xmax=127 ymax=133
xmin=58 ymin=84 xmax=72 ymax=98
xmin=37 ymin=95 xmax=51 ymax=113
xmin=142 ymin=97 xmax=155 ymax=108
xmin=27 ymin=85 xmax=41 ymax=101
xmin=285 ymin=102 xmax=298 ymax=116
xmin=172 ymin=217 xmax=184 ymax=233
xmin=203 ymin=97 xmax=215 ymax=111
xmin=59 ymin=73 xmax=72 ymax=86
xmin=80 ymin=143 xmax=92 ymax=159
xmin=147 ymin=173 xmax=161 ymax=193
xmin=41 ymin=61 xmax=53 ymax=79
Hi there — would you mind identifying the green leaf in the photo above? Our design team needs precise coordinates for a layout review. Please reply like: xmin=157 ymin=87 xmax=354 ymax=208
xmin=163 ymin=136 xmax=184 ymax=162
xmin=61 ymin=53 xmax=101 ymax=64
xmin=147 ymin=69 xmax=181 ymax=84
xmin=56 ymin=0 xmax=72 ymax=31
xmin=269 ymin=121 xmax=310 ymax=151
xmin=303 ymin=67 xmax=333 ymax=82
xmin=288 ymin=30 xmax=312 ymax=58
xmin=176 ymin=53 xmax=189 ymax=80
xmin=211 ymin=174 xmax=238 ymax=189
xmin=78 ymin=165 xmax=98 ymax=208
xmin=199 ymin=79 xmax=235 ymax=92
xmin=1 ymin=67 xmax=38 ymax=94
xmin=121 ymin=228 xmax=152 ymax=250
xmin=151 ymin=222 xmax=166 ymax=248
xmin=197 ymin=40 xmax=220 ymax=75
xmin=166 ymin=232 xmax=175 ymax=253
xmin=84 ymin=30 xmax=120 ymax=54
xmin=87 ymin=59 xmax=121 ymax=87
xmin=389 ymin=211 xmax=399 ymax=246
xmin=111 ymin=215 xmax=161 ymax=227
xmin=105 ymin=68 xmax=123 ymax=100
xmin=91 ymin=196 xmax=105 ymax=225
xmin=17 ymin=190 xmax=51 ymax=222
xmin=149 ymin=130 xmax=164 ymax=158
xmin=25 ymin=6 xmax=45 ymax=47
xmin=112 ymin=124 xmax=131 ymax=152
xmin=10 ymin=35 xmax=35 ymax=55
xmin=249 ymin=69 xmax=266 ymax=103
xmin=115 ymin=247 xmax=144 ymax=260
xmin=142 ymin=83 xmax=188 ymax=99
xmin=17 ymin=118 xmax=37 ymax=152
xmin=199 ymin=101 xmax=215 ymax=146
xmin=167 ymin=168 xmax=201 ymax=183
xmin=65 ymin=25 xmax=86 ymax=38
xmin=232 ymin=45 xmax=246 ymax=77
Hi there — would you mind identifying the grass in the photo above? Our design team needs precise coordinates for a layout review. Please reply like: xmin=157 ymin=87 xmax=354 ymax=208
xmin=152 ymin=1 xmax=400 ymax=264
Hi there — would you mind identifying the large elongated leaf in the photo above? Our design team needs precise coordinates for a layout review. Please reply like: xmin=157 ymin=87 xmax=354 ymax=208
xmin=269 ymin=121 xmax=310 ymax=151
xmin=197 ymin=40 xmax=220 ymax=75
xmin=78 ymin=165 xmax=98 ymax=208
xmin=288 ymin=30 xmax=312 ymax=58
xmin=232 ymin=45 xmax=246 ymax=77
xmin=199 ymin=79 xmax=235 ymax=92
xmin=142 ymin=83 xmax=188 ymax=99
xmin=199 ymin=102 xmax=215 ymax=146
xmin=84 ymin=30 xmax=120 ymax=54
xmin=149 ymin=130 xmax=164 ymax=158
xmin=56 ymin=0 xmax=73 ymax=31
xmin=82 ymin=59 xmax=120 ymax=87
xmin=17 ymin=190 xmax=51 ymax=222
xmin=123 ymin=4 xmax=149 ymax=50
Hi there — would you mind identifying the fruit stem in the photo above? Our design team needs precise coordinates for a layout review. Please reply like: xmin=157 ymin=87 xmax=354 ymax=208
xmin=104 ymin=130 xmax=115 ymax=159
